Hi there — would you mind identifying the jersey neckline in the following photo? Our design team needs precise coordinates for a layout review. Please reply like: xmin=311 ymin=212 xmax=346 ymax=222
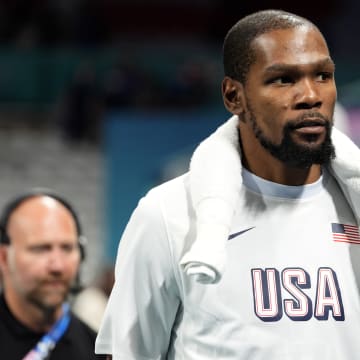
xmin=242 ymin=167 xmax=328 ymax=199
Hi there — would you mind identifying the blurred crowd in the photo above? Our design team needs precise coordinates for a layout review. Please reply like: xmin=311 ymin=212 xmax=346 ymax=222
xmin=57 ymin=56 xmax=220 ymax=145
xmin=0 ymin=1 xmax=342 ymax=50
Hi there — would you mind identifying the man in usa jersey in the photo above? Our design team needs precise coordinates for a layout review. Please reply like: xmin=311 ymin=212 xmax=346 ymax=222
xmin=96 ymin=9 xmax=360 ymax=359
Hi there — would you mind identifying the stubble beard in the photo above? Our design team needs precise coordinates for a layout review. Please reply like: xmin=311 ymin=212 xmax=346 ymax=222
xmin=25 ymin=282 xmax=69 ymax=315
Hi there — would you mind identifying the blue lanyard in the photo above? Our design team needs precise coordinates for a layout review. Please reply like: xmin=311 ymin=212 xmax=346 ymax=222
xmin=22 ymin=303 xmax=71 ymax=360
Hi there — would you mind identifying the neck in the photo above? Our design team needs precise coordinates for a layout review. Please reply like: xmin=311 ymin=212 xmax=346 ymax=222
xmin=243 ymin=154 xmax=322 ymax=185
xmin=239 ymin=124 xmax=322 ymax=185
xmin=4 ymin=289 xmax=62 ymax=333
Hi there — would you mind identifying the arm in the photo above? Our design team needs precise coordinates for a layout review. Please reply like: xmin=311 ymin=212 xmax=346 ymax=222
xmin=96 ymin=194 xmax=181 ymax=359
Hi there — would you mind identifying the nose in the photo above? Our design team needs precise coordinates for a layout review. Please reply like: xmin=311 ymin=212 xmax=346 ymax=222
xmin=47 ymin=249 xmax=67 ymax=273
xmin=294 ymin=78 xmax=322 ymax=110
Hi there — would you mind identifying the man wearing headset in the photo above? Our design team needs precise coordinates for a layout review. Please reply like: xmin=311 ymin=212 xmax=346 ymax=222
xmin=0 ymin=189 xmax=106 ymax=359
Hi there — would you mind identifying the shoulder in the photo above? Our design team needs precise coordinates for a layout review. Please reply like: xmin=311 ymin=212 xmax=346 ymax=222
xmin=67 ymin=313 xmax=98 ymax=340
xmin=53 ymin=313 xmax=107 ymax=360
xmin=115 ymin=173 xmax=193 ymax=287
xmin=133 ymin=172 xmax=193 ymax=248
xmin=129 ymin=173 xmax=193 ymax=243
xmin=141 ymin=173 xmax=190 ymax=213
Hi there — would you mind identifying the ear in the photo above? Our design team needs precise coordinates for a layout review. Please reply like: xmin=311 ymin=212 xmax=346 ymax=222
xmin=0 ymin=245 xmax=8 ymax=274
xmin=222 ymin=76 xmax=246 ymax=115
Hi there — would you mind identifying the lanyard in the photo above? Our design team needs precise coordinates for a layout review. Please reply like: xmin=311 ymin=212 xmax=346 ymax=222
xmin=22 ymin=303 xmax=71 ymax=360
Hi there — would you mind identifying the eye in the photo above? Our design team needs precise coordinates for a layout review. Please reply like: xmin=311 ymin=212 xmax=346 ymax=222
xmin=316 ymin=72 xmax=333 ymax=81
xmin=29 ymin=245 xmax=51 ymax=253
xmin=61 ymin=243 xmax=78 ymax=253
xmin=267 ymin=76 xmax=293 ymax=85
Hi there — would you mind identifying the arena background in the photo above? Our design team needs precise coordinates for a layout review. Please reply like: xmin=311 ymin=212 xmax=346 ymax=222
xmin=0 ymin=0 xmax=359 ymax=284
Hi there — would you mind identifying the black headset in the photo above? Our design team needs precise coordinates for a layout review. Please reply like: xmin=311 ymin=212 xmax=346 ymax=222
xmin=0 ymin=187 xmax=87 ymax=262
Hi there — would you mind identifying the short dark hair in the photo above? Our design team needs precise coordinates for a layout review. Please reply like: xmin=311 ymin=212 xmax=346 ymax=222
xmin=223 ymin=9 xmax=318 ymax=84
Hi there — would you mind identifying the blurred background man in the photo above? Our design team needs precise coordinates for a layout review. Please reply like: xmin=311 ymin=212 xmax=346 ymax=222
xmin=0 ymin=189 xmax=105 ymax=359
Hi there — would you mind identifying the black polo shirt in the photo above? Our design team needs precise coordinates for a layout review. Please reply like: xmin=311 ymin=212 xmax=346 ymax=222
xmin=0 ymin=294 xmax=106 ymax=359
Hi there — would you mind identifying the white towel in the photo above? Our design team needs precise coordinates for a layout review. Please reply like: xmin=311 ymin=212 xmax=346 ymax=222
xmin=179 ymin=115 xmax=360 ymax=284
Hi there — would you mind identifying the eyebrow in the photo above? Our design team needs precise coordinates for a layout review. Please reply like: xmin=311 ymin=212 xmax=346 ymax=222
xmin=264 ymin=58 xmax=335 ymax=74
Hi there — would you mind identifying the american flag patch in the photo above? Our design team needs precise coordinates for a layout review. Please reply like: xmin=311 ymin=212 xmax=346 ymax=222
xmin=332 ymin=223 xmax=360 ymax=244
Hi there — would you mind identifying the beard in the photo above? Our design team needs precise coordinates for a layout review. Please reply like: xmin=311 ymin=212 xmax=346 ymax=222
xmin=247 ymin=110 xmax=336 ymax=168
xmin=25 ymin=279 xmax=71 ymax=314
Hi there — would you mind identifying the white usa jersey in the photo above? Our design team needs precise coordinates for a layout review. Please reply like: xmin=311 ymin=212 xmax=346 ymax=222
xmin=95 ymin=168 xmax=360 ymax=359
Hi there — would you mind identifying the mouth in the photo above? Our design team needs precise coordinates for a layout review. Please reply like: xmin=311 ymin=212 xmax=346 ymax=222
xmin=43 ymin=280 xmax=67 ymax=289
xmin=290 ymin=118 xmax=327 ymax=136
